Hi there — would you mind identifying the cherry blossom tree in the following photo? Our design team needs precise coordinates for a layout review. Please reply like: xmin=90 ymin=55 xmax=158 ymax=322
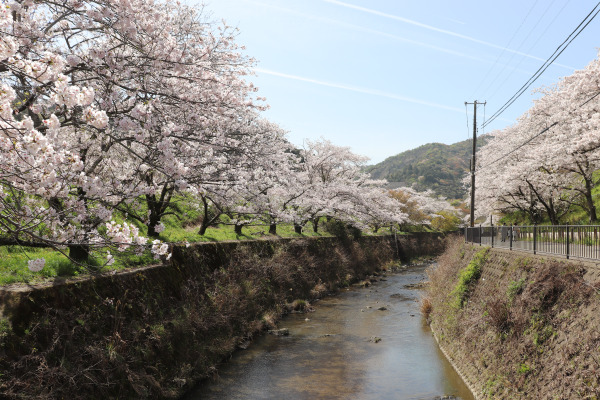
xmin=474 ymin=50 xmax=600 ymax=224
xmin=0 ymin=0 xmax=263 ymax=264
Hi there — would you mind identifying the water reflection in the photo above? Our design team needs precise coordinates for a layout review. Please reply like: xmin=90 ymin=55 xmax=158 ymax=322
xmin=183 ymin=264 xmax=474 ymax=400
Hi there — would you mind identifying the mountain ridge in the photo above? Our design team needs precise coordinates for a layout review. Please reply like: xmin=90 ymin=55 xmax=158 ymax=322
xmin=367 ymin=136 xmax=490 ymax=199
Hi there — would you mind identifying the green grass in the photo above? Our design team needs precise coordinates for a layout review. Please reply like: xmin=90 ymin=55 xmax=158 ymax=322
xmin=0 ymin=221 xmax=338 ymax=286
xmin=0 ymin=192 xmax=411 ymax=287
xmin=159 ymin=221 xmax=332 ymax=243
xmin=451 ymin=248 xmax=489 ymax=308
xmin=0 ymin=246 xmax=85 ymax=285
xmin=0 ymin=189 xmax=411 ymax=286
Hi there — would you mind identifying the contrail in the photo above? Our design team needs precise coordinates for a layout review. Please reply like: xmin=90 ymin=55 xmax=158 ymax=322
xmin=255 ymin=68 xmax=464 ymax=113
xmin=324 ymin=0 xmax=576 ymax=70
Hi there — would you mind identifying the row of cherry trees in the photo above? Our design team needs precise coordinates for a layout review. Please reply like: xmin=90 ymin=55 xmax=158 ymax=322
xmin=474 ymin=50 xmax=600 ymax=224
xmin=0 ymin=0 xmax=452 ymax=270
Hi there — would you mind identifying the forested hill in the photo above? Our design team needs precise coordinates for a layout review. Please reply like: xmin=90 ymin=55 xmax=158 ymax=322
xmin=367 ymin=136 xmax=490 ymax=200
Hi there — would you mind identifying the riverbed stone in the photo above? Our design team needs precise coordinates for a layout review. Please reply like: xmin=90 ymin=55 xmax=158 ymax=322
xmin=268 ymin=328 xmax=289 ymax=336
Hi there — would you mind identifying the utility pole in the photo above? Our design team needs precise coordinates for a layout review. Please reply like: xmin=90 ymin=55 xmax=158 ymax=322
xmin=465 ymin=100 xmax=486 ymax=227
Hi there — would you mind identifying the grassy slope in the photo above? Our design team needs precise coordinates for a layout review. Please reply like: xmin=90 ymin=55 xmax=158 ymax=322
xmin=0 ymin=221 xmax=340 ymax=285
xmin=426 ymin=237 xmax=600 ymax=398
xmin=1 ymin=190 xmax=367 ymax=285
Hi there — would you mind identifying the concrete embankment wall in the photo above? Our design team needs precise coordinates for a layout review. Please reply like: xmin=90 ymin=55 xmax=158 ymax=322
xmin=427 ymin=237 xmax=600 ymax=399
xmin=0 ymin=233 xmax=447 ymax=399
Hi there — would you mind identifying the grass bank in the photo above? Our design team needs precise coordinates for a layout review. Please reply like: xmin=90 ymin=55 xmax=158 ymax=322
xmin=426 ymin=237 xmax=600 ymax=399
xmin=0 ymin=219 xmax=401 ymax=286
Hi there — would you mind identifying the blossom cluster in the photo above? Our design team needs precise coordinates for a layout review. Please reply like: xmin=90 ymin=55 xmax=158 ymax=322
xmin=105 ymin=221 xmax=148 ymax=251
xmin=27 ymin=258 xmax=45 ymax=272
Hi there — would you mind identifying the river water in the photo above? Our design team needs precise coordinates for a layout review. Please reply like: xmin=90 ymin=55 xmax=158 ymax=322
xmin=183 ymin=264 xmax=474 ymax=400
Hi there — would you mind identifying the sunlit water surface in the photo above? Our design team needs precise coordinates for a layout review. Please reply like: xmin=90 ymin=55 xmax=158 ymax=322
xmin=183 ymin=264 xmax=474 ymax=400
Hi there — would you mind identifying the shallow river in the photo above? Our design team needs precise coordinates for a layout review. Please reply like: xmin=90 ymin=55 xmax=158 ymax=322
xmin=183 ymin=264 xmax=474 ymax=400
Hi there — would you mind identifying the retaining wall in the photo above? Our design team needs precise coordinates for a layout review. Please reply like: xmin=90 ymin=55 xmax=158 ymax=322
xmin=428 ymin=238 xmax=600 ymax=399
xmin=0 ymin=233 xmax=447 ymax=399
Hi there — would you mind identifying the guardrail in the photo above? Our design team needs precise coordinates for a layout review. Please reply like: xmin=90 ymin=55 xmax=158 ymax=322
xmin=465 ymin=225 xmax=600 ymax=260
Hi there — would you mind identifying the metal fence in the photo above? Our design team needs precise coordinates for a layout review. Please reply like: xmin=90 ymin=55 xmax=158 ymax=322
xmin=465 ymin=225 xmax=600 ymax=260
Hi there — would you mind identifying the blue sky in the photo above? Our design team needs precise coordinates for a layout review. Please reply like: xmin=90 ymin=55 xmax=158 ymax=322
xmin=201 ymin=0 xmax=600 ymax=164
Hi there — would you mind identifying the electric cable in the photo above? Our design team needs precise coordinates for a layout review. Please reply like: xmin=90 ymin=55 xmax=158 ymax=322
xmin=469 ymin=0 xmax=540 ymax=99
xmin=481 ymin=102 xmax=486 ymax=136
xmin=482 ymin=1 xmax=600 ymax=129
xmin=485 ymin=0 xmax=569 ymax=102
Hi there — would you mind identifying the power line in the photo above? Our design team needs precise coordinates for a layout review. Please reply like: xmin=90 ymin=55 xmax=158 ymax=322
xmin=485 ymin=0 xmax=570 ymax=102
xmin=480 ymin=122 xmax=559 ymax=170
xmin=469 ymin=0 xmax=541 ymax=99
xmin=482 ymin=1 xmax=600 ymax=129
xmin=481 ymin=102 xmax=486 ymax=136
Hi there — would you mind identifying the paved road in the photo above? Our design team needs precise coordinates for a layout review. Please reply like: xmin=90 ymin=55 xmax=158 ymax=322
xmin=470 ymin=236 xmax=600 ymax=260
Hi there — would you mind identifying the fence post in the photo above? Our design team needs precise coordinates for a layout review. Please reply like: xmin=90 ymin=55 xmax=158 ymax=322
xmin=479 ymin=224 xmax=482 ymax=246
xmin=566 ymin=224 xmax=570 ymax=259
xmin=464 ymin=226 xmax=467 ymax=243
xmin=533 ymin=225 xmax=537 ymax=255
xmin=491 ymin=224 xmax=494 ymax=248
xmin=509 ymin=224 xmax=513 ymax=251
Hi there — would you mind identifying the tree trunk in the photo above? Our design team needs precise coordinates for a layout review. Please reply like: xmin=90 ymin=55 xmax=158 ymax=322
xmin=294 ymin=223 xmax=302 ymax=234
xmin=312 ymin=218 xmax=319 ymax=233
xmin=198 ymin=222 xmax=208 ymax=236
xmin=146 ymin=199 xmax=161 ymax=238
xmin=547 ymin=206 xmax=559 ymax=226
xmin=197 ymin=195 xmax=222 ymax=235
xmin=527 ymin=181 xmax=560 ymax=225
xmin=235 ymin=223 xmax=243 ymax=235
xmin=69 ymin=243 xmax=89 ymax=264
xmin=198 ymin=196 xmax=210 ymax=236
xmin=584 ymin=176 xmax=598 ymax=223
xmin=146 ymin=181 xmax=174 ymax=238
xmin=269 ymin=223 xmax=277 ymax=235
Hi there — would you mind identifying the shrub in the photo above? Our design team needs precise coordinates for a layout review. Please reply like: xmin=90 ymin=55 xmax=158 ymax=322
xmin=507 ymin=278 xmax=527 ymax=302
xmin=451 ymin=248 xmax=488 ymax=308
xmin=324 ymin=219 xmax=362 ymax=239
xmin=421 ymin=297 xmax=433 ymax=319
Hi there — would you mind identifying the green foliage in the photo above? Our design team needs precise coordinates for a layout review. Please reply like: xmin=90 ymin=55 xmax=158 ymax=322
xmin=430 ymin=211 xmax=461 ymax=232
xmin=366 ymin=136 xmax=490 ymax=199
xmin=518 ymin=363 xmax=531 ymax=375
xmin=324 ymin=219 xmax=362 ymax=239
xmin=507 ymin=278 xmax=527 ymax=302
xmin=451 ymin=248 xmax=489 ymax=308
xmin=0 ymin=318 xmax=11 ymax=344
xmin=526 ymin=313 xmax=556 ymax=348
